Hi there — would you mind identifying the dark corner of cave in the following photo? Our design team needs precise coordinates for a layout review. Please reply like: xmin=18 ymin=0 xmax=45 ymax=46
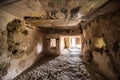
xmin=0 ymin=0 xmax=120 ymax=80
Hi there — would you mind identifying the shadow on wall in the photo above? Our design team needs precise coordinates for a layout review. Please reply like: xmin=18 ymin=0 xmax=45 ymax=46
xmin=14 ymin=55 xmax=58 ymax=78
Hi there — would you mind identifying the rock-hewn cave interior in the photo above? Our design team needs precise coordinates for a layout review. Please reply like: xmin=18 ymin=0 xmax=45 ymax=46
xmin=0 ymin=0 xmax=120 ymax=80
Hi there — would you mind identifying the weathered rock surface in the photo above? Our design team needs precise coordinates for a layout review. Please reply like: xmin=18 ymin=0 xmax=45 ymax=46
xmin=1 ymin=0 xmax=119 ymax=28
xmin=0 ymin=19 xmax=44 ymax=80
xmin=81 ymin=11 xmax=120 ymax=80
xmin=0 ymin=0 xmax=120 ymax=80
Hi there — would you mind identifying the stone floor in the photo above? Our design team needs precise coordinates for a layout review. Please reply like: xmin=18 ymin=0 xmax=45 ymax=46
xmin=14 ymin=51 xmax=91 ymax=80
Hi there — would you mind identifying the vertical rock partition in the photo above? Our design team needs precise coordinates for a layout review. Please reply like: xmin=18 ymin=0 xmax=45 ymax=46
xmin=0 ymin=11 xmax=44 ymax=80
xmin=81 ymin=11 xmax=120 ymax=80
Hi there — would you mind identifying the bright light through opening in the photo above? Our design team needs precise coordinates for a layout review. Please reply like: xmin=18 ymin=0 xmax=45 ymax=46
xmin=60 ymin=35 xmax=82 ymax=55
xmin=37 ymin=43 xmax=42 ymax=54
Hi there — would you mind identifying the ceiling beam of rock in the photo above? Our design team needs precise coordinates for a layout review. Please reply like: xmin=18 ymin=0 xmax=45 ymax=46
xmin=24 ymin=0 xmax=109 ymax=28
xmin=75 ymin=0 xmax=108 ymax=18
xmin=0 ymin=0 xmax=47 ymax=18
xmin=0 ymin=0 xmax=108 ymax=19
xmin=1 ymin=0 xmax=119 ymax=28
xmin=28 ymin=19 xmax=81 ymax=29
xmin=36 ymin=0 xmax=108 ymax=19
xmin=80 ymin=0 xmax=120 ymax=26
xmin=84 ymin=0 xmax=120 ymax=19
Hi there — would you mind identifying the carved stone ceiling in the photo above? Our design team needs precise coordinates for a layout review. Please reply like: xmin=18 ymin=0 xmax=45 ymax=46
xmin=0 ymin=0 xmax=120 ymax=28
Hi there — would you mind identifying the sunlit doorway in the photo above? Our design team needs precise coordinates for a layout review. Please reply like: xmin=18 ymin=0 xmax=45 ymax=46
xmin=59 ymin=35 xmax=82 ymax=55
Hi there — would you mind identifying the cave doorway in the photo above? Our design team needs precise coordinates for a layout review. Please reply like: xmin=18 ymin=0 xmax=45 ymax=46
xmin=59 ymin=35 xmax=82 ymax=55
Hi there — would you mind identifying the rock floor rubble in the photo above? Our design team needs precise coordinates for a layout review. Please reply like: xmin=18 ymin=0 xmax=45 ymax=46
xmin=14 ymin=53 xmax=92 ymax=80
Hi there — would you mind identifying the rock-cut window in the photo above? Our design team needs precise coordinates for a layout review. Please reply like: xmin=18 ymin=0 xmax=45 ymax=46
xmin=50 ymin=39 xmax=56 ymax=48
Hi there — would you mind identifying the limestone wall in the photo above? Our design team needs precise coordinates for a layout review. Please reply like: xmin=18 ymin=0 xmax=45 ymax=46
xmin=82 ymin=11 xmax=120 ymax=80
xmin=0 ymin=10 xmax=44 ymax=80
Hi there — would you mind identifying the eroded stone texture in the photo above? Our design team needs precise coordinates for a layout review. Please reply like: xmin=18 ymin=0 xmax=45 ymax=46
xmin=7 ymin=19 xmax=24 ymax=59
xmin=81 ymin=11 xmax=120 ymax=80
xmin=0 ymin=0 xmax=120 ymax=80
xmin=0 ymin=62 xmax=10 ymax=76
xmin=6 ymin=19 xmax=44 ymax=59
xmin=0 ymin=13 xmax=11 ymax=79
xmin=0 ymin=0 xmax=110 ymax=25
xmin=0 ymin=18 xmax=44 ymax=80
xmin=0 ymin=30 xmax=7 ymax=56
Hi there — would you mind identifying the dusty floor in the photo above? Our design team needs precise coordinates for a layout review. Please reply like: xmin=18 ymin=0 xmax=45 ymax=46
xmin=14 ymin=50 xmax=91 ymax=80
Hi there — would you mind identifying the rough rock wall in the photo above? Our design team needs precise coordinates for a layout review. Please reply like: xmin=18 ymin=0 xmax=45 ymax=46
xmin=0 ymin=11 xmax=44 ymax=80
xmin=82 ymin=11 xmax=120 ymax=80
